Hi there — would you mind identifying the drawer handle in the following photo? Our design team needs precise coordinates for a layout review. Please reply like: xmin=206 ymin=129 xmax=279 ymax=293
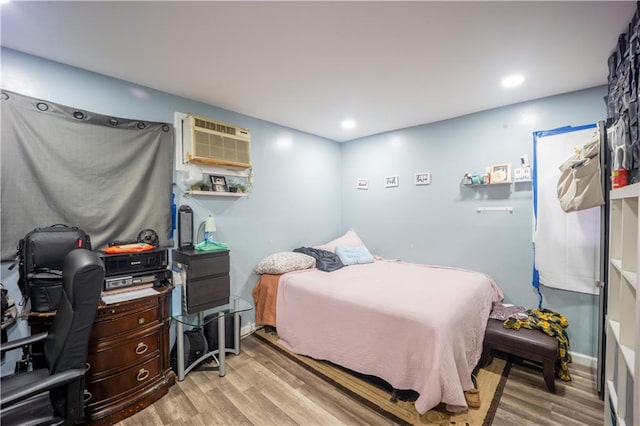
xmin=136 ymin=368 xmax=150 ymax=381
xmin=138 ymin=317 xmax=145 ymax=325
xmin=84 ymin=390 xmax=92 ymax=403
xmin=135 ymin=342 xmax=148 ymax=355
xmin=85 ymin=362 xmax=91 ymax=373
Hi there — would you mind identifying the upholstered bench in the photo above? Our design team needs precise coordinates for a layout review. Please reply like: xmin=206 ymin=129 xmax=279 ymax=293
xmin=481 ymin=318 xmax=559 ymax=393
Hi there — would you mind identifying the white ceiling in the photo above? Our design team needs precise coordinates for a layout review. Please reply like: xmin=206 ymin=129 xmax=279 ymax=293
xmin=0 ymin=1 xmax=636 ymax=142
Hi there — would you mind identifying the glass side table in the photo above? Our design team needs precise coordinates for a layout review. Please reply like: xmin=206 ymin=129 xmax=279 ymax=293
xmin=172 ymin=295 xmax=252 ymax=380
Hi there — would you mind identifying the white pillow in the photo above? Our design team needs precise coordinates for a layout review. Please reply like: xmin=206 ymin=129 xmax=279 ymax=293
xmin=255 ymin=252 xmax=315 ymax=275
xmin=314 ymin=229 xmax=366 ymax=253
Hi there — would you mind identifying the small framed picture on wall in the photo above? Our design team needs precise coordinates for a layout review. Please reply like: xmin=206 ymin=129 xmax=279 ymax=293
xmin=357 ymin=179 xmax=369 ymax=190
xmin=385 ymin=176 xmax=399 ymax=188
xmin=210 ymin=175 xmax=228 ymax=192
xmin=414 ymin=173 xmax=431 ymax=185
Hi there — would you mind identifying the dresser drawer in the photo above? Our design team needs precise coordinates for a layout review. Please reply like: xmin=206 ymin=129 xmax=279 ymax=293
xmin=95 ymin=295 xmax=159 ymax=320
xmin=87 ymin=330 xmax=160 ymax=378
xmin=91 ymin=306 xmax=160 ymax=340
xmin=185 ymin=275 xmax=230 ymax=313
xmin=187 ymin=253 xmax=229 ymax=279
xmin=85 ymin=356 xmax=161 ymax=406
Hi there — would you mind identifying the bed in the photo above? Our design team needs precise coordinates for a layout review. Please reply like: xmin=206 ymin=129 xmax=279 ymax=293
xmin=252 ymin=231 xmax=503 ymax=415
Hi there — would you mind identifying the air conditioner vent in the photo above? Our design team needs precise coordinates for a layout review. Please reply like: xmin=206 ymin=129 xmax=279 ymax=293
xmin=183 ymin=115 xmax=251 ymax=169
xmin=194 ymin=118 xmax=238 ymax=136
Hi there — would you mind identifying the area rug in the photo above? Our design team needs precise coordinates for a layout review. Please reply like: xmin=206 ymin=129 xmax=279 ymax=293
xmin=254 ymin=328 xmax=510 ymax=425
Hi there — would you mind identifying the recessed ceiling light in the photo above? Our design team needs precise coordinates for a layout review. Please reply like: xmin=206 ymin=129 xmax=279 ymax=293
xmin=341 ymin=119 xmax=356 ymax=130
xmin=501 ymin=74 xmax=525 ymax=88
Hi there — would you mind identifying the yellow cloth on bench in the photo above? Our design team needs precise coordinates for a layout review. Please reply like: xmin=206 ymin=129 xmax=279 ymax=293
xmin=503 ymin=308 xmax=572 ymax=381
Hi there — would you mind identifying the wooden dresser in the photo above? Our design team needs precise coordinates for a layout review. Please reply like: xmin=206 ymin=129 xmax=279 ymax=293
xmin=28 ymin=285 xmax=175 ymax=425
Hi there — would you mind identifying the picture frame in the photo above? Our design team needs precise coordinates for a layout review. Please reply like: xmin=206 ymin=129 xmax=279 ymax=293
xmin=489 ymin=163 xmax=512 ymax=184
xmin=356 ymin=178 xmax=369 ymax=190
xmin=210 ymin=175 xmax=228 ymax=192
xmin=513 ymin=166 xmax=532 ymax=182
xmin=385 ymin=176 xmax=399 ymax=188
xmin=414 ymin=172 xmax=431 ymax=185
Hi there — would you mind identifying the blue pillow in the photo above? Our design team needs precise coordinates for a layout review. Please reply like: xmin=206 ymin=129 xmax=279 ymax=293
xmin=335 ymin=245 xmax=374 ymax=265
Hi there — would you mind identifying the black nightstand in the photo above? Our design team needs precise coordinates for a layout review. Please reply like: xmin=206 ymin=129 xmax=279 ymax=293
xmin=172 ymin=249 xmax=230 ymax=314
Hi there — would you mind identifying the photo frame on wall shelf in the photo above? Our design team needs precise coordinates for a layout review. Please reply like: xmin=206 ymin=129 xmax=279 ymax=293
xmin=489 ymin=163 xmax=512 ymax=184
xmin=210 ymin=175 xmax=228 ymax=192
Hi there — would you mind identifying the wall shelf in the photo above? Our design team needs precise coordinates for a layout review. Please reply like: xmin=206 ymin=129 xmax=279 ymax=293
xmin=463 ymin=182 xmax=512 ymax=187
xmin=185 ymin=190 xmax=247 ymax=197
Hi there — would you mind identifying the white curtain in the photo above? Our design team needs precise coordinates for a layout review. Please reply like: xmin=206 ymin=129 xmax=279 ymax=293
xmin=533 ymin=125 xmax=600 ymax=295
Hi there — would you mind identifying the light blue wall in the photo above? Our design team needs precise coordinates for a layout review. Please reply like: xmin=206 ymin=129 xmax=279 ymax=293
xmin=0 ymin=48 xmax=342 ymax=372
xmin=1 ymin=47 xmax=606 ymax=364
xmin=341 ymin=87 xmax=607 ymax=357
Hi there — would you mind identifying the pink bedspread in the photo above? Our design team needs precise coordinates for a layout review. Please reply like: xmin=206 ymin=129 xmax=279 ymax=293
xmin=276 ymin=259 xmax=503 ymax=414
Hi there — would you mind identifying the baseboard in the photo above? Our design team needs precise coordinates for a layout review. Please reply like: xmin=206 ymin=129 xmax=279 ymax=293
xmin=570 ymin=351 xmax=598 ymax=371
xmin=240 ymin=321 xmax=256 ymax=338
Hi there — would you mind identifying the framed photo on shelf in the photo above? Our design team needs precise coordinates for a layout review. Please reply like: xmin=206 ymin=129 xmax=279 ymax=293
xmin=489 ymin=163 xmax=511 ymax=184
xmin=210 ymin=175 xmax=228 ymax=192
xmin=356 ymin=179 xmax=369 ymax=190
xmin=385 ymin=176 xmax=399 ymax=188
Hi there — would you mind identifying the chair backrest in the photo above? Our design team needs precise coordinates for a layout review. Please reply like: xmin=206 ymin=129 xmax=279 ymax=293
xmin=44 ymin=249 xmax=104 ymax=374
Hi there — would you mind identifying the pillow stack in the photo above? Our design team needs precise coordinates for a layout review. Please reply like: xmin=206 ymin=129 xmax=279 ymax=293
xmin=254 ymin=229 xmax=375 ymax=274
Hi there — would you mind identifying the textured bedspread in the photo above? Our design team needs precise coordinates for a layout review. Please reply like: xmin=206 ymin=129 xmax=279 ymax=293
xmin=275 ymin=259 xmax=503 ymax=414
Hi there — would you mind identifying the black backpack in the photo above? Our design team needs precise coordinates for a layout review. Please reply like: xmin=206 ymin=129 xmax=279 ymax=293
xmin=12 ymin=224 xmax=91 ymax=311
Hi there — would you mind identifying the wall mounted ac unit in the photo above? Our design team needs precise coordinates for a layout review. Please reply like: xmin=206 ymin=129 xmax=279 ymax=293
xmin=183 ymin=114 xmax=251 ymax=169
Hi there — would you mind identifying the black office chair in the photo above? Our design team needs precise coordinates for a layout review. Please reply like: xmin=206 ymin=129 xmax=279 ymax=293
xmin=1 ymin=249 xmax=104 ymax=426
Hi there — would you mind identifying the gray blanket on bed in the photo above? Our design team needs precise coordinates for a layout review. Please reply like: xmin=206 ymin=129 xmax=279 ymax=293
xmin=293 ymin=247 xmax=344 ymax=272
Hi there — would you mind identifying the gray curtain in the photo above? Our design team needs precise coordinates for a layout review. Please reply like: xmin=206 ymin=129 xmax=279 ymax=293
xmin=1 ymin=90 xmax=174 ymax=261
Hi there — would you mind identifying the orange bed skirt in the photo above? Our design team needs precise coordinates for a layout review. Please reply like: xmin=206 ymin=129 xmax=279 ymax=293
xmin=252 ymin=273 xmax=282 ymax=327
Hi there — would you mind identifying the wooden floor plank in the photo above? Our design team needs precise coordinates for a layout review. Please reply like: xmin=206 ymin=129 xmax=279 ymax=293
xmin=242 ymin=359 xmax=347 ymax=425
xmin=240 ymin=386 xmax=300 ymax=426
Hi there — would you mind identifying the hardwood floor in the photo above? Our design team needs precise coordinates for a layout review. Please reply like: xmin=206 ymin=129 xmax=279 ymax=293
xmin=115 ymin=333 xmax=604 ymax=425
xmin=493 ymin=358 xmax=604 ymax=426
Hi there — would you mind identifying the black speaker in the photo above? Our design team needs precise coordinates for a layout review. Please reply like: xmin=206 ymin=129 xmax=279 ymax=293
xmin=203 ymin=314 xmax=240 ymax=352
xmin=178 ymin=205 xmax=193 ymax=250
xmin=170 ymin=328 xmax=206 ymax=373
